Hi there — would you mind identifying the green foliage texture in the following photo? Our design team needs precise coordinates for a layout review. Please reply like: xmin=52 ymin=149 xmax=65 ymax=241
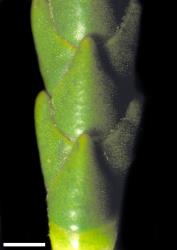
xmin=31 ymin=0 xmax=143 ymax=249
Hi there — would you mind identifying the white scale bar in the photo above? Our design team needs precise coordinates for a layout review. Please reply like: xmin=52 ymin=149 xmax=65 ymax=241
xmin=3 ymin=243 xmax=45 ymax=247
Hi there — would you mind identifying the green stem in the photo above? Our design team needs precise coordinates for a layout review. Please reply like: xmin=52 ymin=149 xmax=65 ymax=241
xmin=31 ymin=0 xmax=143 ymax=249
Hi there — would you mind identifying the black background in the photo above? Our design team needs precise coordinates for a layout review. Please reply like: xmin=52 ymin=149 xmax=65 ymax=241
xmin=0 ymin=0 xmax=176 ymax=250
xmin=0 ymin=0 xmax=49 ymax=248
